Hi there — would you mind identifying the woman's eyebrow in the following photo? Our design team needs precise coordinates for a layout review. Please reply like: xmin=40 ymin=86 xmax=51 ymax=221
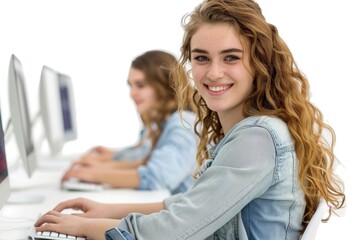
xmin=221 ymin=48 xmax=243 ymax=54
xmin=191 ymin=48 xmax=243 ymax=54
xmin=191 ymin=48 xmax=207 ymax=54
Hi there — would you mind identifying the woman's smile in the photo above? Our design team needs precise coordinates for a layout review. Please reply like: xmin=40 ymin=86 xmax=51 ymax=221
xmin=205 ymin=83 xmax=233 ymax=96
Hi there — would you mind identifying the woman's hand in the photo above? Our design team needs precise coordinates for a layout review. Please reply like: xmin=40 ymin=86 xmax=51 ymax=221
xmin=53 ymin=198 xmax=114 ymax=218
xmin=72 ymin=155 xmax=106 ymax=168
xmin=61 ymin=166 xmax=103 ymax=183
xmin=34 ymin=211 xmax=119 ymax=240
xmin=85 ymin=146 xmax=115 ymax=161
xmin=65 ymin=146 xmax=116 ymax=171
xmin=34 ymin=211 xmax=88 ymax=237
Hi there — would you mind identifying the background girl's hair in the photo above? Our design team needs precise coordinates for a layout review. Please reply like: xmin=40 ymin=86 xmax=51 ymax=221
xmin=173 ymin=0 xmax=345 ymax=231
xmin=131 ymin=50 xmax=178 ymax=163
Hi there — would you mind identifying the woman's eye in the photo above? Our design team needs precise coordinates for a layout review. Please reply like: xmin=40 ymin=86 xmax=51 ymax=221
xmin=194 ymin=56 xmax=209 ymax=62
xmin=225 ymin=55 xmax=240 ymax=61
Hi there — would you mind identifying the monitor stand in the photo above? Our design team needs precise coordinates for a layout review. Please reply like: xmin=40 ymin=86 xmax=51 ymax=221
xmin=7 ymin=192 xmax=44 ymax=204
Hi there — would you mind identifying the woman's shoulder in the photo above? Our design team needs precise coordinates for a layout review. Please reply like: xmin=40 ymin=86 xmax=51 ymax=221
xmin=232 ymin=116 xmax=293 ymax=143
xmin=167 ymin=110 xmax=196 ymax=126
xmin=234 ymin=115 xmax=287 ymax=130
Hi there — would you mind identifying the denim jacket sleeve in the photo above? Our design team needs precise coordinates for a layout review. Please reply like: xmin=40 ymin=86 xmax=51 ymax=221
xmin=137 ymin=111 xmax=197 ymax=193
xmin=105 ymin=228 xmax=135 ymax=240
xmin=105 ymin=126 xmax=276 ymax=240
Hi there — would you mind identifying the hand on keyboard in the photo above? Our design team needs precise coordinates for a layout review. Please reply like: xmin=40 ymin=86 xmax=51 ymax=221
xmin=61 ymin=177 xmax=104 ymax=192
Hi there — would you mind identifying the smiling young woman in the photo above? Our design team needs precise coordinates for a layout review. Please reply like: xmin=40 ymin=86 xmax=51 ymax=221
xmin=34 ymin=1 xmax=345 ymax=239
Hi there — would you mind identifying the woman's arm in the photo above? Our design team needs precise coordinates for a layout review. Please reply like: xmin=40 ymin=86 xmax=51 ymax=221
xmin=62 ymin=167 xmax=142 ymax=188
xmin=53 ymin=198 xmax=165 ymax=219
xmin=106 ymin=127 xmax=277 ymax=240
xmin=102 ymin=159 xmax=145 ymax=169
xmin=34 ymin=199 xmax=165 ymax=239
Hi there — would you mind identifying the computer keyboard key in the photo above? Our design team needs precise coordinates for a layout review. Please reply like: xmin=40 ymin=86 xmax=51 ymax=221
xmin=29 ymin=225 xmax=88 ymax=240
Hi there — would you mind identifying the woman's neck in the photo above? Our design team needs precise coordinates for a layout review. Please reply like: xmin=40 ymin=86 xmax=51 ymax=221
xmin=218 ymin=111 xmax=245 ymax=135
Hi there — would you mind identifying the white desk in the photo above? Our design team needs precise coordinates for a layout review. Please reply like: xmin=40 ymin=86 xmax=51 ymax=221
xmin=0 ymin=154 xmax=170 ymax=240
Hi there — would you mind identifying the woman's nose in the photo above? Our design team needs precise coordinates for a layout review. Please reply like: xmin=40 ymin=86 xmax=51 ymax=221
xmin=207 ymin=62 xmax=224 ymax=81
xmin=130 ymin=87 xmax=137 ymax=99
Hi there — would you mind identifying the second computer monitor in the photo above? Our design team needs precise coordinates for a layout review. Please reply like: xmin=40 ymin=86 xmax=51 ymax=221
xmin=8 ymin=54 xmax=37 ymax=178
xmin=39 ymin=66 xmax=77 ymax=155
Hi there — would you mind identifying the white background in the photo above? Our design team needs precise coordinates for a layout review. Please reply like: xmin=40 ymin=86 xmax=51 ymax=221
xmin=0 ymin=0 xmax=359 ymax=238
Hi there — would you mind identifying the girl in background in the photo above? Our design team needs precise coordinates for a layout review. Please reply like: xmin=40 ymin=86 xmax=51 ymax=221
xmin=62 ymin=50 xmax=197 ymax=195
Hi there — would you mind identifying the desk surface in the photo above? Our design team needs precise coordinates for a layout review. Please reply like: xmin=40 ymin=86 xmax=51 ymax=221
xmin=0 ymin=153 xmax=170 ymax=240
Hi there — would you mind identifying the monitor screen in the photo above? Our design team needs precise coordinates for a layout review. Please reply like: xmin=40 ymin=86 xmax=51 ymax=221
xmin=58 ymin=74 xmax=73 ymax=132
xmin=39 ymin=66 xmax=77 ymax=155
xmin=0 ymin=106 xmax=10 ymax=210
xmin=8 ymin=54 xmax=37 ymax=178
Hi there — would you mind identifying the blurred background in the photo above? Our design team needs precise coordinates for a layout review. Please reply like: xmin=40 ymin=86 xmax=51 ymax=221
xmin=0 ymin=0 xmax=358 ymax=238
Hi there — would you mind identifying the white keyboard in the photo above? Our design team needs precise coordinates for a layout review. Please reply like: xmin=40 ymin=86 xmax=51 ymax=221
xmin=61 ymin=177 xmax=104 ymax=191
xmin=28 ymin=225 xmax=87 ymax=240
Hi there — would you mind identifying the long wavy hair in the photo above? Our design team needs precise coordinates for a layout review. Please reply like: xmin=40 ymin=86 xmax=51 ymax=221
xmin=172 ymin=0 xmax=345 ymax=231
xmin=131 ymin=50 xmax=193 ymax=163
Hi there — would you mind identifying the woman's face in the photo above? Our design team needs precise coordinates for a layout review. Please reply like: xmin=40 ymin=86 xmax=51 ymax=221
xmin=190 ymin=23 xmax=255 ymax=131
xmin=127 ymin=67 xmax=157 ymax=115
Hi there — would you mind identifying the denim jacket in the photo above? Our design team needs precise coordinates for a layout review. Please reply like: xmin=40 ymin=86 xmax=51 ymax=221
xmin=113 ymin=111 xmax=197 ymax=195
xmin=105 ymin=116 xmax=306 ymax=240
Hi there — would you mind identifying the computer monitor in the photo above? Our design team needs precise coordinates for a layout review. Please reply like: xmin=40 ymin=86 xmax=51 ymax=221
xmin=8 ymin=54 xmax=37 ymax=178
xmin=0 ymin=107 xmax=10 ymax=210
xmin=39 ymin=66 xmax=77 ymax=155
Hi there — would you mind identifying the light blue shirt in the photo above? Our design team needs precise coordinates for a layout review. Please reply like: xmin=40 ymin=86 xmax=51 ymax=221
xmin=105 ymin=116 xmax=306 ymax=240
xmin=113 ymin=111 xmax=197 ymax=195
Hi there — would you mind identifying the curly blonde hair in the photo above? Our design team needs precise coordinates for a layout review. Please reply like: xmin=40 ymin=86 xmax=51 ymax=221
xmin=172 ymin=0 xmax=345 ymax=230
